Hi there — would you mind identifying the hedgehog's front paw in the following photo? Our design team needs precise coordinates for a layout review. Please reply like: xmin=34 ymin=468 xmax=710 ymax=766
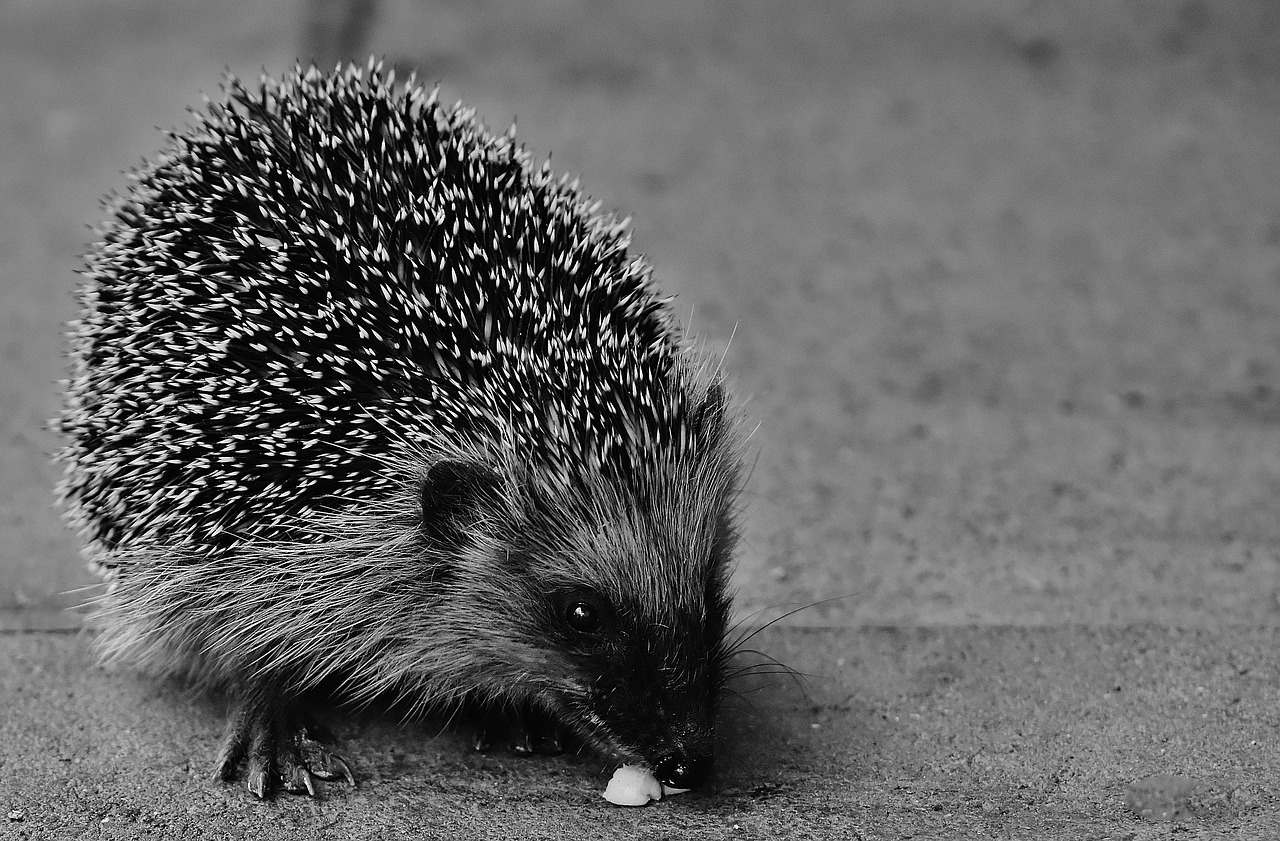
xmin=473 ymin=703 xmax=567 ymax=756
xmin=214 ymin=691 xmax=355 ymax=799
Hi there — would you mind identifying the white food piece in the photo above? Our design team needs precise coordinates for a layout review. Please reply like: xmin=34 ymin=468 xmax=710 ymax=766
xmin=601 ymin=765 xmax=696 ymax=806
xmin=602 ymin=765 xmax=664 ymax=806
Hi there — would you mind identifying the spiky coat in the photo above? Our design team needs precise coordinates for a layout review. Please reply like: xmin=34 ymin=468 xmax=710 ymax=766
xmin=56 ymin=61 xmax=742 ymax=775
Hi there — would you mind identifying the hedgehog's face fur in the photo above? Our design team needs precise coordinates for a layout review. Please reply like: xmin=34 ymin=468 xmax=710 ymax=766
xmin=523 ymin=480 xmax=736 ymax=790
xmin=415 ymin=378 xmax=741 ymax=790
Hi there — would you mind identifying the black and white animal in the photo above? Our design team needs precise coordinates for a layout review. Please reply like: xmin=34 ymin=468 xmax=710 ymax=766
xmin=56 ymin=61 xmax=744 ymax=798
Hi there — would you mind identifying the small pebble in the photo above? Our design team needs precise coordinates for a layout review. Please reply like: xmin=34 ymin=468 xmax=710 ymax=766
xmin=1124 ymin=774 xmax=1201 ymax=821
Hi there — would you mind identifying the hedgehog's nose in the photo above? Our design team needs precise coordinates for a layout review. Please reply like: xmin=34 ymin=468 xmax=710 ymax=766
xmin=654 ymin=751 xmax=712 ymax=790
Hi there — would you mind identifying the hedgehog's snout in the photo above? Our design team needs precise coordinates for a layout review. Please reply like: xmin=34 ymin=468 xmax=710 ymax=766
xmin=654 ymin=750 xmax=713 ymax=790
xmin=643 ymin=716 xmax=717 ymax=790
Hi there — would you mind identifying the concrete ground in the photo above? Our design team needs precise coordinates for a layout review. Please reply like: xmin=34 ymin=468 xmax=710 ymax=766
xmin=3 ymin=0 xmax=1280 ymax=838
xmin=5 ymin=626 xmax=1279 ymax=840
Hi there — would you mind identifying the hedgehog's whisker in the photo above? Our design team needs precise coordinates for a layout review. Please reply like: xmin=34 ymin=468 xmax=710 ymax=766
xmin=724 ymin=592 xmax=860 ymax=657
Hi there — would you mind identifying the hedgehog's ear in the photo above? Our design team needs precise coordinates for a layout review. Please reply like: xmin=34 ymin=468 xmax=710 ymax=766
xmin=420 ymin=460 xmax=503 ymax=545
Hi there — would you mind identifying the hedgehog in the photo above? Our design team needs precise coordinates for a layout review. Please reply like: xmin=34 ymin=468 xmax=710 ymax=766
xmin=54 ymin=60 xmax=745 ymax=799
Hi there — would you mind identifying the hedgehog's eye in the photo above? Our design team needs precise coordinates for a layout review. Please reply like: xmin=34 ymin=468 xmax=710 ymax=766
xmin=555 ymin=587 xmax=613 ymax=637
xmin=566 ymin=601 xmax=600 ymax=633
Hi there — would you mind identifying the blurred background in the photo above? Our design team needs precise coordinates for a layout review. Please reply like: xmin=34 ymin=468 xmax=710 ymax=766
xmin=4 ymin=0 xmax=1280 ymax=630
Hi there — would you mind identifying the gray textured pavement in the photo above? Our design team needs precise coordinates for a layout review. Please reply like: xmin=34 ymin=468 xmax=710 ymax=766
xmin=6 ymin=626 xmax=1280 ymax=840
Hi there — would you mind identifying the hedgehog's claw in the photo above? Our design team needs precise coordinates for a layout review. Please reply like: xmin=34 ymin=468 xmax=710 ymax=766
xmin=213 ymin=728 xmax=246 ymax=783
xmin=539 ymin=724 xmax=566 ymax=755
xmin=510 ymin=706 xmax=536 ymax=756
xmin=473 ymin=723 xmax=497 ymax=753
xmin=296 ymin=730 xmax=356 ymax=786
xmin=215 ymin=692 xmax=354 ymax=799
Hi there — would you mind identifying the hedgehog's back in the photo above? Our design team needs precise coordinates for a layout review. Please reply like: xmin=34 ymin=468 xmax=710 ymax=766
xmin=57 ymin=62 xmax=694 ymax=559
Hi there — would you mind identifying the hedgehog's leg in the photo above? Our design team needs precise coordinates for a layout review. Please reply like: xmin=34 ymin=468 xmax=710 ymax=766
xmin=214 ymin=684 xmax=355 ymax=798
xmin=511 ymin=705 xmax=566 ymax=756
